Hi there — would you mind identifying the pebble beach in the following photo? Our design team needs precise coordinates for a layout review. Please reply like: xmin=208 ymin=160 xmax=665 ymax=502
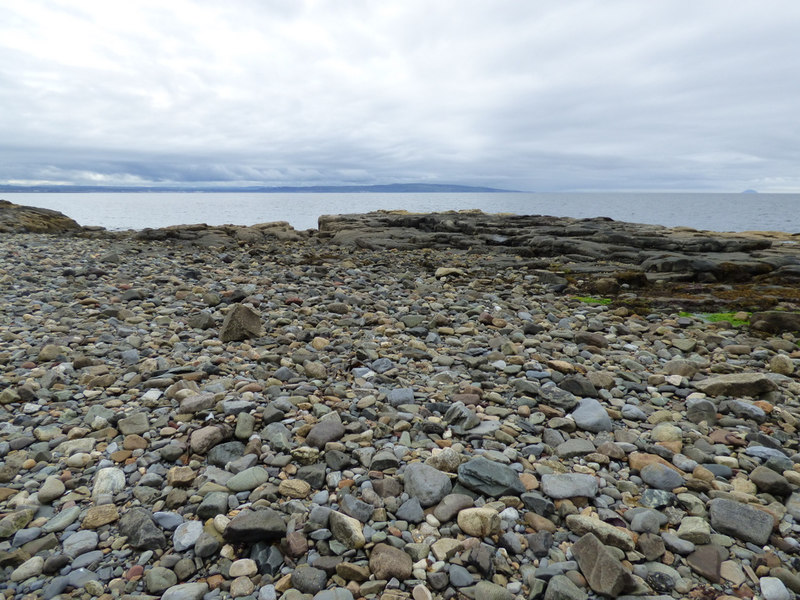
xmin=1 ymin=201 xmax=800 ymax=600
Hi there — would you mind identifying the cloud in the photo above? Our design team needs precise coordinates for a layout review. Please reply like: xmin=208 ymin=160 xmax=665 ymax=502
xmin=1 ymin=1 xmax=800 ymax=190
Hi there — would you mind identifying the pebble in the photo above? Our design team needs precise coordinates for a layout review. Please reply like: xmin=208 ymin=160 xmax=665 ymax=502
xmin=1 ymin=213 xmax=799 ymax=600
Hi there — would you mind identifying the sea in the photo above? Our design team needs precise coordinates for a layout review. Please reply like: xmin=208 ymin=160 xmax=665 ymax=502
xmin=4 ymin=191 xmax=799 ymax=234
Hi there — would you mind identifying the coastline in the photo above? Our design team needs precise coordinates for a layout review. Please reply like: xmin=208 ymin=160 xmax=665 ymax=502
xmin=1 ymin=201 xmax=800 ymax=599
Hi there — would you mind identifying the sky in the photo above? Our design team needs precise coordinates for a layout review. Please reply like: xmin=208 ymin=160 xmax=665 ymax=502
xmin=1 ymin=1 xmax=799 ymax=192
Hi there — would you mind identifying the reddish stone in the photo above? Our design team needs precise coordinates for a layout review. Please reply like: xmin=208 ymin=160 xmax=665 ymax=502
xmin=125 ymin=565 xmax=144 ymax=581
xmin=286 ymin=531 xmax=308 ymax=557
xmin=284 ymin=297 xmax=303 ymax=305
xmin=733 ymin=584 xmax=755 ymax=598
xmin=238 ymin=383 xmax=263 ymax=393
xmin=452 ymin=393 xmax=480 ymax=406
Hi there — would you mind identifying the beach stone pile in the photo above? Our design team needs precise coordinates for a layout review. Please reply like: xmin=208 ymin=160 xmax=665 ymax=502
xmin=1 ymin=207 xmax=800 ymax=600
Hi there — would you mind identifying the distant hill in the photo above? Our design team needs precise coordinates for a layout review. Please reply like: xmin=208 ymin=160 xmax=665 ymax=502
xmin=0 ymin=183 xmax=520 ymax=193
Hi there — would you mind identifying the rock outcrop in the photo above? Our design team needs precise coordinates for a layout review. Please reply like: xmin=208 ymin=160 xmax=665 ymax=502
xmin=318 ymin=210 xmax=800 ymax=287
xmin=0 ymin=199 xmax=81 ymax=233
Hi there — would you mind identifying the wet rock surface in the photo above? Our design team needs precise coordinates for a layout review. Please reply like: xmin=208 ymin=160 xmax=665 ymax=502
xmin=0 ymin=207 xmax=800 ymax=600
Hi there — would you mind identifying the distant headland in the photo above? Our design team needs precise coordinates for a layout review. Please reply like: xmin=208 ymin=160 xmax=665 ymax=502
xmin=0 ymin=182 xmax=520 ymax=194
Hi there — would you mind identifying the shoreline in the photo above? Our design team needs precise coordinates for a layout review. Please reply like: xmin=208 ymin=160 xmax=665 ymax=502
xmin=4 ymin=192 xmax=800 ymax=235
xmin=8 ymin=200 xmax=800 ymax=314
xmin=1 ymin=201 xmax=800 ymax=599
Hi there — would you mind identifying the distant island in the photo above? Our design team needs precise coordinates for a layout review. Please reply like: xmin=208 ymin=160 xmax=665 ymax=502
xmin=0 ymin=183 xmax=519 ymax=194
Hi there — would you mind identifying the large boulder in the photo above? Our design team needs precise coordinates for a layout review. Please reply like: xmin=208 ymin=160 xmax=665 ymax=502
xmin=0 ymin=200 xmax=82 ymax=233
xmin=750 ymin=311 xmax=800 ymax=334
xmin=694 ymin=373 xmax=777 ymax=397
xmin=219 ymin=303 xmax=264 ymax=342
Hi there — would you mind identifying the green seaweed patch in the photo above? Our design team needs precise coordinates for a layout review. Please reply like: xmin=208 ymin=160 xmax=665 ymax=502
xmin=680 ymin=311 xmax=750 ymax=327
xmin=573 ymin=296 xmax=612 ymax=305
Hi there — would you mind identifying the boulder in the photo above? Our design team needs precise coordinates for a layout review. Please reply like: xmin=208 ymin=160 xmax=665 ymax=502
xmin=219 ymin=303 xmax=264 ymax=342
xmin=0 ymin=200 xmax=81 ymax=233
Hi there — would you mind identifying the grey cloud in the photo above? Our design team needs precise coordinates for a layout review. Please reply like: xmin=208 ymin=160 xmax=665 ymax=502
xmin=1 ymin=1 xmax=800 ymax=191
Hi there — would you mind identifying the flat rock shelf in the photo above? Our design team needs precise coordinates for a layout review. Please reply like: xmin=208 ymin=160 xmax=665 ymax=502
xmin=1 ymin=204 xmax=800 ymax=600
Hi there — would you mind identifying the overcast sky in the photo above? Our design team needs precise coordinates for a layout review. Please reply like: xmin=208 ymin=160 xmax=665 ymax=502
xmin=1 ymin=1 xmax=799 ymax=192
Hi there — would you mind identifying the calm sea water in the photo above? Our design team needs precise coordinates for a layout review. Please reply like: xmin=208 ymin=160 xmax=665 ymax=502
xmin=4 ymin=191 xmax=799 ymax=233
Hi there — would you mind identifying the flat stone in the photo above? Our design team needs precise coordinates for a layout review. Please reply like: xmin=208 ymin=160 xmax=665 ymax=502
xmin=92 ymin=467 xmax=126 ymax=499
xmin=457 ymin=507 xmax=500 ymax=538
xmin=720 ymin=560 xmax=746 ymax=586
xmin=119 ymin=508 xmax=167 ymax=550
xmin=305 ymin=412 xmax=345 ymax=448
xmin=11 ymin=555 xmax=44 ymax=582
xmin=565 ymin=514 xmax=635 ymax=551
xmin=538 ymin=385 xmax=578 ymax=410
xmin=457 ymin=456 xmax=524 ymax=497
xmin=425 ymin=447 xmax=462 ymax=472
xmin=173 ymin=520 xmax=203 ymax=551
xmin=197 ymin=491 xmax=229 ymax=519
xmin=708 ymin=498 xmax=774 ymax=545
xmin=179 ymin=393 xmax=216 ymax=414
xmin=119 ymin=412 xmax=149 ymax=435
xmin=686 ymin=398 xmax=717 ymax=424
xmin=640 ymin=463 xmax=685 ymax=490
xmin=292 ymin=565 xmax=328 ymax=595
xmin=369 ymin=542 xmax=412 ymax=581
xmin=329 ymin=510 xmax=365 ymax=549
xmin=677 ymin=516 xmax=711 ymax=544
xmin=227 ymin=466 xmax=269 ymax=491
xmin=219 ymin=303 xmax=263 ymax=342
xmin=431 ymin=538 xmax=462 ymax=561
xmin=555 ymin=438 xmax=596 ymax=458
xmin=63 ymin=530 xmax=99 ymax=558
xmin=190 ymin=425 xmax=227 ymax=454
xmin=544 ymin=574 xmax=588 ymax=600
xmin=161 ymin=582 xmax=209 ymax=600
xmin=386 ymin=388 xmax=415 ymax=407
xmin=638 ymin=532 xmax=665 ymax=561
xmin=312 ymin=590 xmax=354 ymax=600
xmin=0 ymin=509 xmax=34 ymax=539
xmin=761 ymin=576 xmax=793 ymax=600
xmin=38 ymin=475 xmax=65 ymax=503
xmin=433 ymin=494 xmax=474 ymax=523
xmin=278 ymin=478 xmax=312 ymax=499
xmin=571 ymin=532 xmax=632 ymax=597
xmin=687 ymin=544 xmax=725 ymax=583
xmin=396 ymin=497 xmax=424 ymax=523
xmin=145 ymin=566 xmax=178 ymax=594
xmin=404 ymin=462 xmax=453 ymax=507
xmin=42 ymin=505 xmax=81 ymax=533
xmin=340 ymin=494 xmax=374 ymax=522
xmin=750 ymin=465 xmax=792 ymax=497
xmin=371 ymin=449 xmax=400 ymax=471
xmin=224 ymin=509 xmax=285 ymax=543
xmin=540 ymin=473 xmax=598 ymax=499
xmin=474 ymin=580 xmax=514 ymax=600
xmin=694 ymin=373 xmax=777 ymax=397
xmin=571 ymin=398 xmax=613 ymax=432
xmin=662 ymin=532 xmax=695 ymax=555
xmin=448 ymin=564 xmax=473 ymax=587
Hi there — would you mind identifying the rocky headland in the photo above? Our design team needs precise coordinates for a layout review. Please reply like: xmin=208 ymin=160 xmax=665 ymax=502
xmin=1 ymin=202 xmax=800 ymax=600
